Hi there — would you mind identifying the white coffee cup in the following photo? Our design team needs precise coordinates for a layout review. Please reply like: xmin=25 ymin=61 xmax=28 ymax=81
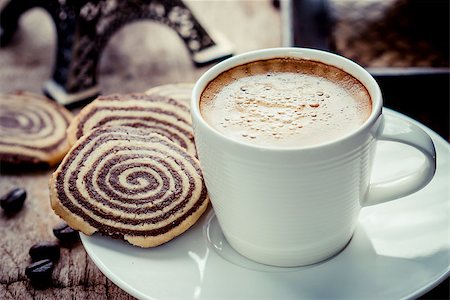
xmin=190 ymin=48 xmax=436 ymax=267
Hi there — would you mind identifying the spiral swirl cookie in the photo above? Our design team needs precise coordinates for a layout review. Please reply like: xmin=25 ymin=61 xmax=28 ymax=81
xmin=50 ymin=127 xmax=209 ymax=247
xmin=145 ymin=83 xmax=194 ymax=105
xmin=0 ymin=92 xmax=73 ymax=166
xmin=66 ymin=93 xmax=196 ymax=156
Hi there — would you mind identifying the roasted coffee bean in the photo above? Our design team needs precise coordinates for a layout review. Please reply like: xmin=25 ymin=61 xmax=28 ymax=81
xmin=25 ymin=259 xmax=54 ymax=286
xmin=29 ymin=242 xmax=60 ymax=262
xmin=53 ymin=222 xmax=79 ymax=244
xmin=0 ymin=187 xmax=26 ymax=213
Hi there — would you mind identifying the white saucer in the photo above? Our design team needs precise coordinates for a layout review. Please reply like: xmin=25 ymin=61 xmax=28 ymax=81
xmin=81 ymin=109 xmax=450 ymax=300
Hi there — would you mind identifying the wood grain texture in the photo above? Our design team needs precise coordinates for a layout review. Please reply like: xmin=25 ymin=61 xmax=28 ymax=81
xmin=0 ymin=0 xmax=281 ymax=298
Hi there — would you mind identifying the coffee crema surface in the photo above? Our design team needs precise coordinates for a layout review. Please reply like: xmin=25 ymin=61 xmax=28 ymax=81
xmin=200 ymin=58 xmax=372 ymax=147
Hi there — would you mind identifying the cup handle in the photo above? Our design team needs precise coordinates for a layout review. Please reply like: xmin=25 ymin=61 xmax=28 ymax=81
xmin=363 ymin=114 xmax=436 ymax=206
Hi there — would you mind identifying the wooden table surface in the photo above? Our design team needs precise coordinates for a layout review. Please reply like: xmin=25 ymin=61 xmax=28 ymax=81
xmin=1 ymin=1 xmax=448 ymax=299
xmin=0 ymin=1 xmax=280 ymax=299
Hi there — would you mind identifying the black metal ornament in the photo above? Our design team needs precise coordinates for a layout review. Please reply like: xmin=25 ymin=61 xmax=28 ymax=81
xmin=0 ymin=0 xmax=233 ymax=105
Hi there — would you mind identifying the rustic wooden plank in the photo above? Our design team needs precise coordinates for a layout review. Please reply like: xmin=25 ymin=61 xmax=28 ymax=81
xmin=0 ymin=0 xmax=281 ymax=298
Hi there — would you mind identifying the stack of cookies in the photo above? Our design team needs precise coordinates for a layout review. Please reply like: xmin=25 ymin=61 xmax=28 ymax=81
xmin=49 ymin=84 xmax=210 ymax=247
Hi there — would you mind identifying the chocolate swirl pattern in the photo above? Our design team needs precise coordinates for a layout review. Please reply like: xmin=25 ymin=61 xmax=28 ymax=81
xmin=67 ymin=93 xmax=197 ymax=156
xmin=50 ymin=127 xmax=209 ymax=247
xmin=0 ymin=92 xmax=73 ymax=166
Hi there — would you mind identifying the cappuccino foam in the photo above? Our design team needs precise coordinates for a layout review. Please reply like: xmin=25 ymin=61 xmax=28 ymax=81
xmin=200 ymin=58 xmax=371 ymax=147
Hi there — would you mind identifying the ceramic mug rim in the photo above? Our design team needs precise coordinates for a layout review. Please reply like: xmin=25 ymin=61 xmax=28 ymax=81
xmin=191 ymin=47 xmax=383 ymax=152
